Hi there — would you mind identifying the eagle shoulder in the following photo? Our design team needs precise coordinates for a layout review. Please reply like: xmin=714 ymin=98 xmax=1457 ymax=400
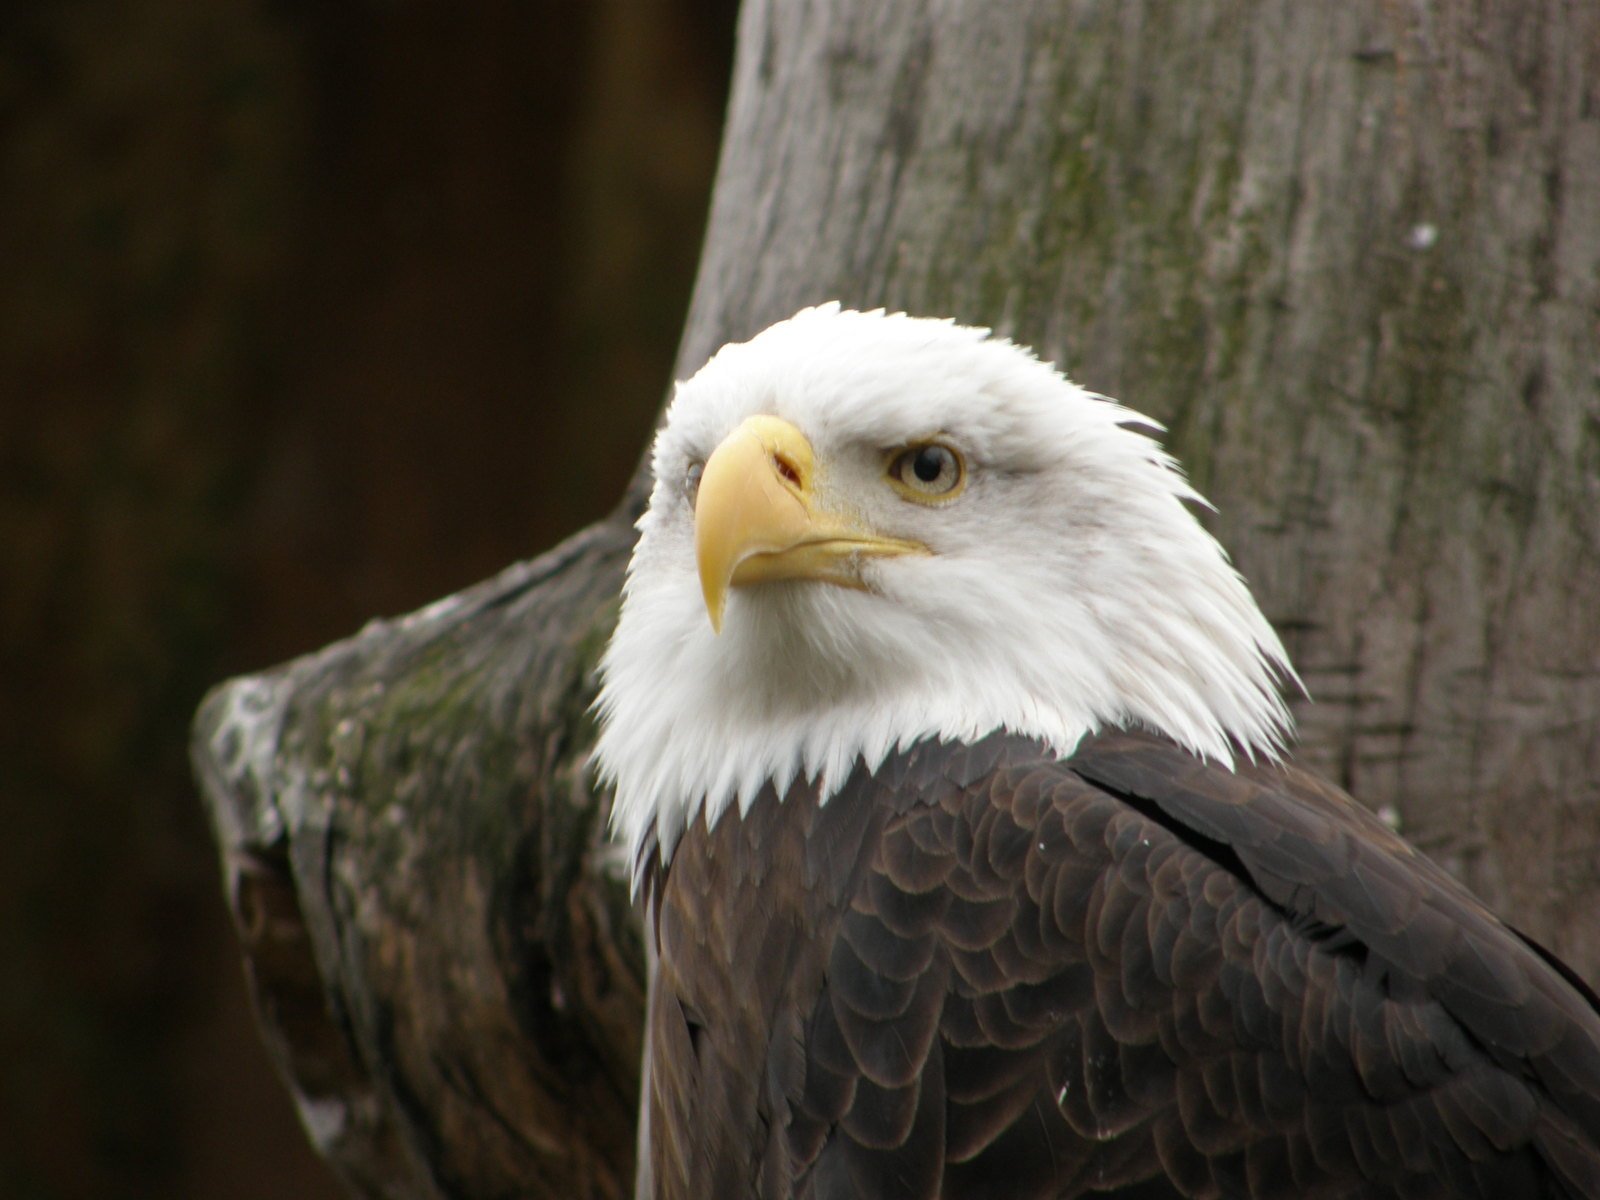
xmin=645 ymin=733 xmax=1600 ymax=1199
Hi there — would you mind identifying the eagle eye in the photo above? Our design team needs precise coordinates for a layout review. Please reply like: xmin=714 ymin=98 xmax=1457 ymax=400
xmin=684 ymin=461 xmax=704 ymax=505
xmin=888 ymin=443 xmax=965 ymax=501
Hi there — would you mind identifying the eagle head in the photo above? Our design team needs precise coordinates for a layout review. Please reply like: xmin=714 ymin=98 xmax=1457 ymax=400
xmin=595 ymin=305 xmax=1295 ymax=863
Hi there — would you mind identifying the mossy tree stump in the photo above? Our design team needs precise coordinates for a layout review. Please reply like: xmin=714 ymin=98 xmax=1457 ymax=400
xmin=193 ymin=2 xmax=1600 ymax=1195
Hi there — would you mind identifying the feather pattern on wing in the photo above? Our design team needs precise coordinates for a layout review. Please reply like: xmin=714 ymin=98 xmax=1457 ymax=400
xmin=644 ymin=733 xmax=1600 ymax=1200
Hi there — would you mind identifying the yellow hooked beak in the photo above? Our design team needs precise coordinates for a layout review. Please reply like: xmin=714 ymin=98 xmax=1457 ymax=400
xmin=694 ymin=415 xmax=925 ymax=632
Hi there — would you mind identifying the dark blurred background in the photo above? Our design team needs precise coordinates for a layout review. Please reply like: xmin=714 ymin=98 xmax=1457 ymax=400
xmin=0 ymin=2 xmax=737 ymax=1195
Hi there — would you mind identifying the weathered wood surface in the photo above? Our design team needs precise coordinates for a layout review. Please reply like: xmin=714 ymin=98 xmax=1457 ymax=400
xmin=193 ymin=525 xmax=644 ymax=1198
xmin=192 ymin=1 xmax=1600 ymax=1196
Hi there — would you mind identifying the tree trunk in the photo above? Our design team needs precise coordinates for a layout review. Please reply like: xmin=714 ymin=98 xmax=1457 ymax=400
xmin=192 ymin=1 xmax=1600 ymax=1195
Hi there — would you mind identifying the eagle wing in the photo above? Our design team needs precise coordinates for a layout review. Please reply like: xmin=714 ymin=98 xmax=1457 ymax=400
xmin=647 ymin=732 xmax=1600 ymax=1199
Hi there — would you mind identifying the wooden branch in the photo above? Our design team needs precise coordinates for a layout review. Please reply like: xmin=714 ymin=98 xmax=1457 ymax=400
xmin=193 ymin=522 xmax=645 ymax=1198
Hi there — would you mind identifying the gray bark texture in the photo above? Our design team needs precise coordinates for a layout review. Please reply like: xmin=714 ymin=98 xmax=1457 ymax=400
xmin=192 ymin=2 xmax=1600 ymax=1196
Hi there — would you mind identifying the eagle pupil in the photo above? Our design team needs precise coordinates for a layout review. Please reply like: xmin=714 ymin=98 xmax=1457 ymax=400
xmin=913 ymin=447 xmax=946 ymax=483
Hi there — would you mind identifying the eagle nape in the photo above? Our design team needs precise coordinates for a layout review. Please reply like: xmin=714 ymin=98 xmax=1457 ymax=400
xmin=594 ymin=305 xmax=1600 ymax=1200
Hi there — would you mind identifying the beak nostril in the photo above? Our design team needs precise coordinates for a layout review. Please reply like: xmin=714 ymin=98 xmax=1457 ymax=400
xmin=772 ymin=454 xmax=803 ymax=488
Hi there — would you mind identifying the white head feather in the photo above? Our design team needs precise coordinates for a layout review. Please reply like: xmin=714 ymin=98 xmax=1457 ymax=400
xmin=594 ymin=304 xmax=1296 ymax=865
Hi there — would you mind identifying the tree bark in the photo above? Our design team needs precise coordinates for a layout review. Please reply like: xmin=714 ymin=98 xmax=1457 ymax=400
xmin=192 ymin=1 xmax=1600 ymax=1196
xmin=192 ymin=526 xmax=645 ymax=1199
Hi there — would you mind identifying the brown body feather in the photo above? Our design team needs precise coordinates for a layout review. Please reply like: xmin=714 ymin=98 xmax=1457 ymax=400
xmin=643 ymin=732 xmax=1600 ymax=1199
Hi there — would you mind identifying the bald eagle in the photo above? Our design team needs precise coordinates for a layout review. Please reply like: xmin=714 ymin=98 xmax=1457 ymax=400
xmin=594 ymin=305 xmax=1600 ymax=1199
